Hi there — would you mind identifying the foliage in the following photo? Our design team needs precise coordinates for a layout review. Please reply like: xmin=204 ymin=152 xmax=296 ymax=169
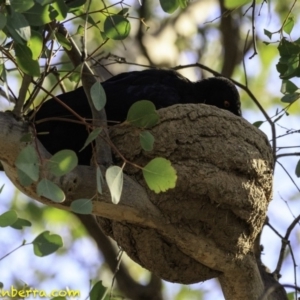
xmin=1 ymin=0 xmax=300 ymax=299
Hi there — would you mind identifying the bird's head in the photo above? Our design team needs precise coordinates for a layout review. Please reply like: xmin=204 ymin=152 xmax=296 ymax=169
xmin=195 ymin=77 xmax=241 ymax=116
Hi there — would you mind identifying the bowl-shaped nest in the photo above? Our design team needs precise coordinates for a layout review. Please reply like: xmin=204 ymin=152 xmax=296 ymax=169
xmin=98 ymin=104 xmax=273 ymax=284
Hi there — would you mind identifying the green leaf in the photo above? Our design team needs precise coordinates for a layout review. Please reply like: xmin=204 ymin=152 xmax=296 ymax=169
xmin=20 ymin=132 xmax=33 ymax=143
xmin=281 ymin=79 xmax=298 ymax=94
xmin=90 ymin=82 xmax=107 ymax=111
xmin=127 ymin=100 xmax=159 ymax=128
xmin=296 ymin=160 xmax=300 ymax=177
xmin=281 ymin=93 xmax=300 ymax=103
xmin=89 ymin=281 xmax=108 ymax=300
xmin=11 ymin=218 xmax=32 ymax=229
xmin=0 ymin=13 xmax=7 ymax=30
xmin=17 ymin=168 xmax=34 ymax=186
xmin=10 ymin=0 xmax=35 ymax=13
xmin=80 ymin=128 xmax=102 ymax=152
xmin=24 ymin=3 xmax=58 ymax=26
xmin=32 ymin=231 xmax=63 ymax=257
xmin=103 ymin=15 xmax=131 ymax=40
xmin=273 ymin=114 xmax=284 ymax=123
xmin=46 ymin=150 xmax=78 ymax=176
xmin=27 ymin=30 xmax=43 ymax=60
xmin=0 ymin=210 xmax=18 ymax=227
xmin=264 ymin=29 xmax=272 ymax=40
xmin=105 ymin=166 xmax=123 ymax=204
xmin=66 ymin=0 xmax=86 ymax=9
xmin=287 ymin=292 xmax=295 ymax=300
xmin=159 ymin=0 xmax=179 ymax=14
xmin=143 ymin=158 xmax=177 ymax=193
xmin=140 ymin=131 xmax=154 ymax=151
xmin=252 ymin=121 xmax=264 ymax=128
xmin=52 ymin=0 xmax=69 ymax=21
xmin=68 ymin=64 xmax=82 ymax=83
xmin=178 ymin=0 xmax=188 ymax=9
xmin=224 ymin=0 xmax=251 ymax=9
xmin=284 ymin=16 xmax=294 ymax=35
xmin=0 ymin=184 xmax=4 ymax=193
xmin=37 ymin=179 xmax=65 ymax=203
xmin=15 ymin=145 xmax=39 ymax=181
xmin=15 ymin=43 xmax=41 ymax=76
xmin=55 ymin=32 xmax=72 ymax=50
xmin=70 ymin=199 xmax=93 ymax=214
xmin=6 ymin=12 xmax=31 ymax=42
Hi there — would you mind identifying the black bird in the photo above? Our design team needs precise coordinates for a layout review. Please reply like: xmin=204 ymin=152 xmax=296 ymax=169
xmin=32 ymin=69 xmax=241 ymax=165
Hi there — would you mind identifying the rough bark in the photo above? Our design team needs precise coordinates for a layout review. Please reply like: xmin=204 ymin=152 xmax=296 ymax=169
xmin=0 ymin=104 xmax=276 ymax=299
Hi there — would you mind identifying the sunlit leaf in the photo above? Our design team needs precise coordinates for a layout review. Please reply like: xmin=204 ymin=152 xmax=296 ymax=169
xmin=24 ymin=3 xmax=58 ymax=26
xmin=37 ymin=179 xmax=65 ymax=203
xmin=224 ymin=0 xmax=251 ymax=9
xmin=103 ymin=15 xmax=131 ymax=40
xmin=52 ymin=0 xmax=69 ymax=21
xmin=0 ymin=210 xmax=18 ymax=227
xmin=27 ymin=30 xmax=43 ymax=60
xmin=127 ymin=100 xmax=159 ymax=128
xmin=90 ymin=82 xmax=107 ymax=111
xmin=106 ymin=166 xmax=123 ymax=204
xmin=284 ymin=16 xmax=294 ymax=35
xmin=15 ymin=43 xmax=40 ymax=76
xmin=70 ymin=199 xmax=93 ymax=214
xmin=143 ymin=158 xmax=177 ymax=193
xmin=46 ymin=150 xmax=78 ymax=176
xmin=33 ymin=231 xmax=63 ymax=257
xmin=15 ymin=145 xmax=39 ymax=181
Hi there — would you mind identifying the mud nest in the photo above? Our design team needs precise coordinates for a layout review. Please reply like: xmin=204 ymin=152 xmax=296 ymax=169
xmin=97 ymin=104 xmax=274 ymax=284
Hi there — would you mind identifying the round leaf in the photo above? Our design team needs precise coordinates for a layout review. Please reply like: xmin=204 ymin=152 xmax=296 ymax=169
xmin=37 ymin=179 xmax=65 ymax=203
xmin=140 ymin=131 xmax=155 ymax=151
xmin=159 ymin=0 xmax=179 ymax=14
xmin=105 ymin=166 xmax=123 ymax=204
xmin=32 ymin=231 xmax=63 ymax=257
xmin=0 ymin=210 xmax=18 ymax=227
xmin=143 ymin=158 xmax=177 ymax=193
xmin=46 ymin=150 xmax=78 ymax=176
xmin=104 ymin=15 xmax=131 ymax=40
xmin=15 ymin=145 xmax=39 ymax=181
xmin=127 ymin=100 xmax=159 ymax=128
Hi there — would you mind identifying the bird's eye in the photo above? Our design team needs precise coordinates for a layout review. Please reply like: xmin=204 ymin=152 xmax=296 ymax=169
xmin=224 ymin=100 xmax=230 ymax=108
